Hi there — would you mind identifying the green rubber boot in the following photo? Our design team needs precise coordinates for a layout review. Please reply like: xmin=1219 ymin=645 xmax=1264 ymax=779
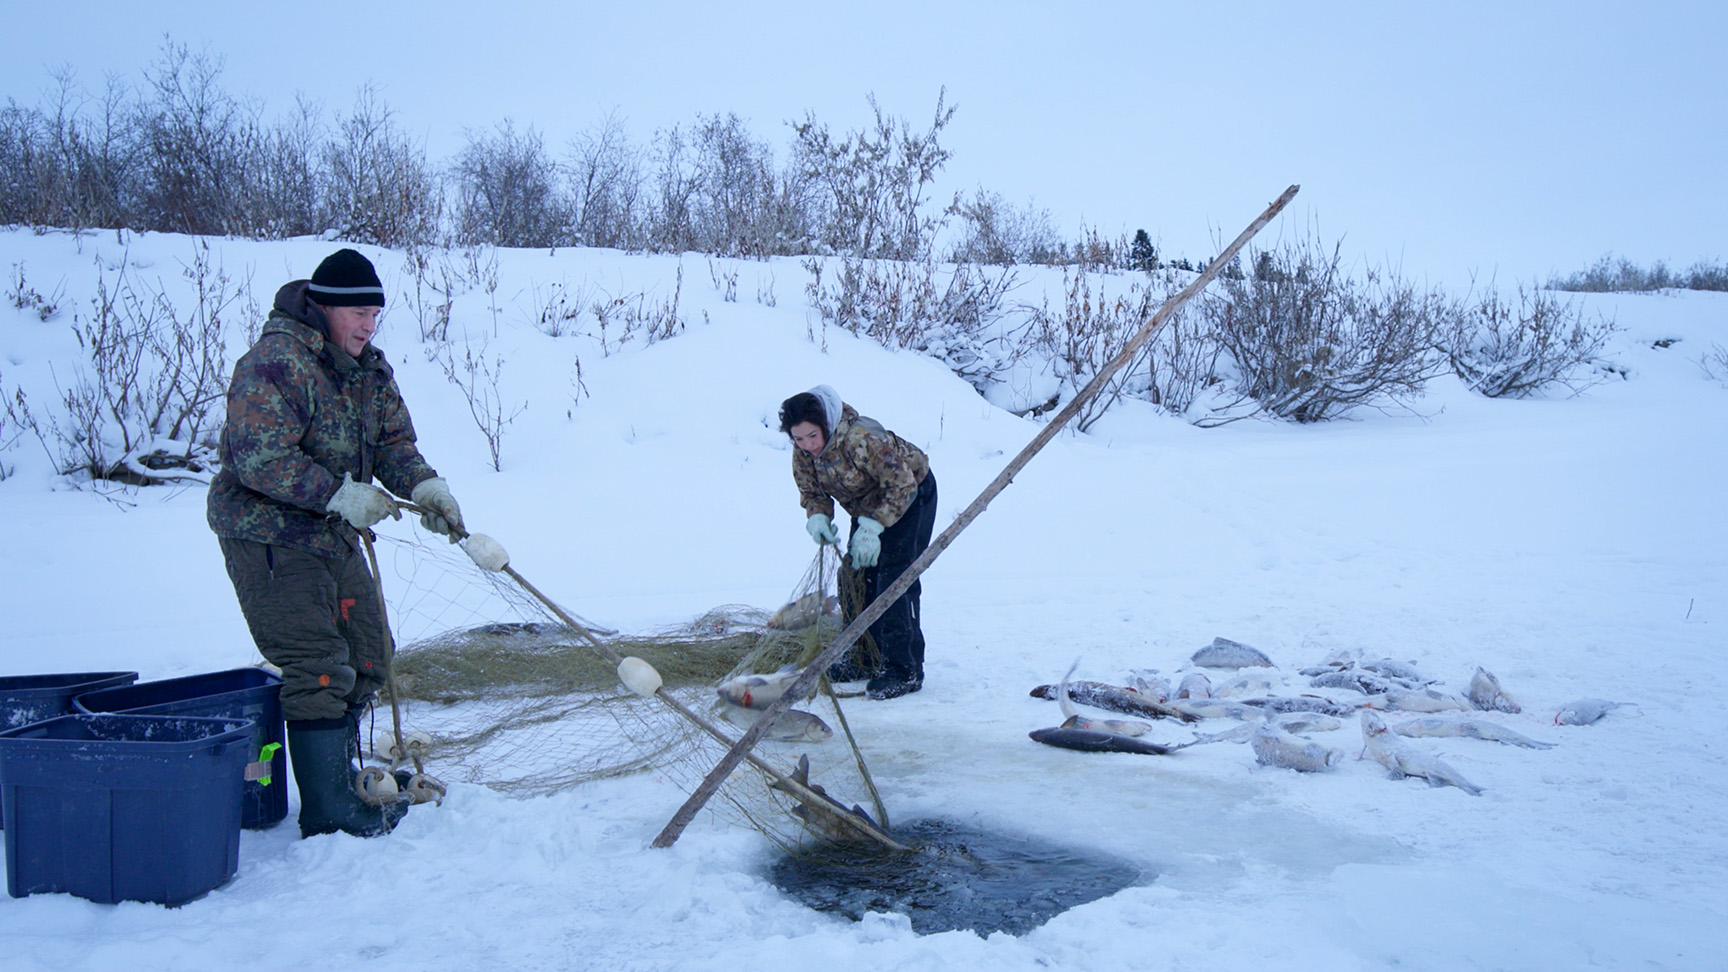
xmin=286 ymin=715 xmax=408 ymax=838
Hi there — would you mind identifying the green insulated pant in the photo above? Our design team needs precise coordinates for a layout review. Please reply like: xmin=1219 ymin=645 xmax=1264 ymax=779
xmin=218 ymin=536 xmax=391 ymax=721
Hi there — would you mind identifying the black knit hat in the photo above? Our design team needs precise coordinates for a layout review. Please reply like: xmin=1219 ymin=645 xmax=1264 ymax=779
xmin=308 ymin=248 xmax=386 ymax=307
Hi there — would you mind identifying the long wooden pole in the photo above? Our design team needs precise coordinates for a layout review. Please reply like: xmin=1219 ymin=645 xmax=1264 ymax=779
xmin=650 ymin=184 xmax=1301 ymax=849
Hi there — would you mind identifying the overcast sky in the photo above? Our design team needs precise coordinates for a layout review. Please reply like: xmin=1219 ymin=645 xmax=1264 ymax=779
xmin=4 ymin=1 xmax=1721 ymax=286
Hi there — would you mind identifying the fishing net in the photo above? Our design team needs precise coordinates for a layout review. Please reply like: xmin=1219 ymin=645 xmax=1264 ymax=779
xmin=366 ymin=528 xmax=894 ymax=854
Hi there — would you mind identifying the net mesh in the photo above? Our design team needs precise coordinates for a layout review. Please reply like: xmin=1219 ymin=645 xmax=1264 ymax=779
xmin=367 ymin=530 xmax=893 ymax=854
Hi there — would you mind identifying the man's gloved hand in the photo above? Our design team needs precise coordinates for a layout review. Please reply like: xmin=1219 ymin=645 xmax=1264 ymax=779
xmin=806 ymin=513 xmax=840 ymax=546
xmin=326 ymin=472 xmax=402 ymax=530
xmin=411 ymin=477 xmax=465 ymax=541
xmin=849 ymin=517 xmax=884 ymax=568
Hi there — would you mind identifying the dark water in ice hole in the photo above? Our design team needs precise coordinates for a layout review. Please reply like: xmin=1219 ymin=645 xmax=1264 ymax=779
xmin=767 ymin=818 xmax=1148 ymax=936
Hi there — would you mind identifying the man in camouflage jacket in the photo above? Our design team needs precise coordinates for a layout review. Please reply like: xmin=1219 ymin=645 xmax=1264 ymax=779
xmin=208 ymin=249 xmax=463 ymax=836
xmin=781 ymin=384 xmax=937 ymax=700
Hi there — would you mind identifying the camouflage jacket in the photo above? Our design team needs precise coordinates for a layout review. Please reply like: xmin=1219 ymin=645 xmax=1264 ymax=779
xmin=206 ymin=281 xmax=438 ymax=558
xmin=793 ymin=403 xmax=929 ymax=528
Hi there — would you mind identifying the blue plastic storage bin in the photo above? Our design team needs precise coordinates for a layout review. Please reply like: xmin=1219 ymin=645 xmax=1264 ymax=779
xmin=0 ymin=672 xmax=139 ymax=831
xmin=0 ymin=713 xmax=252 ymax=905
xmin=74 ymin=668 xmax=286 ymax=830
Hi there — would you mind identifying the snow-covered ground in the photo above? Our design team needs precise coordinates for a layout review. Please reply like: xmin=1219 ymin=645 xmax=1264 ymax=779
xmin=1 ymin=228 xmax=1724 ymax=971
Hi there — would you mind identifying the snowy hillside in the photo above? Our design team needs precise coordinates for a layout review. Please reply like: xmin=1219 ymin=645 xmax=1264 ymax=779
xmin=1 ymin=228 xmax=1725 ymax=971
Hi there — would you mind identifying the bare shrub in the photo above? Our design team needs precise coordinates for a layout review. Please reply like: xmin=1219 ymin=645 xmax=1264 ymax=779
xmin=567 ymin=110 xmax=646 ymax=250
xmin=1444 ymin=283 xmax=1616 ymax=398
xmin=9 ymin=261 xmax=65 ymax=320
xmin=1022 ymin=267 xmax=1224 ymax=430
xmin=322 ymin=85 xmax=440 ymax=247
xmin=138 ymin=40 xmax=259 ymax=236
xmin=249 ymin=94 xmax=325 ymax=238
xmin=527 ymin=278 xmax=591 ymax=337
xmin=1204 ymin=237 xmax=1447 ymax=422
xmin=453 ymin=119 xmax=572 ymax=248
xmin=1698 ymin=344 xmax=1728 ymax=386
xmin=588 ymin=265 xmax=685 ymax=355
xmin=946 ymin=188 xmax=1063 ymax=266
xmin=433 ymin=339 xmax=526 ymax=472
xmin=22 ymin=243 xmax=247 ymax=484
xmin=804 ymin=254 xmax=1019 ymax=391
xmin=792 ymin=91 xmax=956 ymax=260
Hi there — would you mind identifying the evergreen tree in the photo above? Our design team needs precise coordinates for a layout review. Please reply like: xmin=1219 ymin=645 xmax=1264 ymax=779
xmin=1129 ymin=228 xmax=1159 ymax=272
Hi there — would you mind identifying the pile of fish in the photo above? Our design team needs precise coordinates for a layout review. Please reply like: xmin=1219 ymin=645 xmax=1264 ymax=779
xmin=1027 ymin=636 xmax=1628 ymax=797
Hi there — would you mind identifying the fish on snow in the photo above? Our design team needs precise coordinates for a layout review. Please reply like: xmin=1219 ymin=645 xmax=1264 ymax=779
xmin=1359 ymin=711 xmax=1483 ymax=796
xmin=1251 ymin=722 xmax=1344 ymax=773
xmin=1190 ymin=636 xmax=1274 ymax=669
xmin=1466 ymin=667 xmax=1522 ymax=714
xmin=1392 ymin=716 xmax=1555 ymax=750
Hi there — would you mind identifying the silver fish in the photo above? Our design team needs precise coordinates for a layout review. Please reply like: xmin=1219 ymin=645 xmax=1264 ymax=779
xmin=1176 ymin=671 xmax=1213 ymax=699
xmin=1361 ymin=657 xmax=1428 ymax=683
xmin=1191 ymin=712 xmax=1343 ymax=745
xmin=769 ymin=754 xmax=892 ymax=844
xmin=1191 ymin=636 xmax=1274 ymax=669
xmin=1554 ymin=698 xmax=1625 ymax=726
xmin=716 ymin=664 xmax=806 ymax=709
xmin=1127 ymin=673 xmax=1172 ymax=702
xmin=1029 ymin=726 xmax=1178 ymax=755
xmin=1309 ymin=670 xmax=1409 ymax=695
xmin=1393 ymin=716 xmax=1554 ymax=749
xmin=1297 ymin=648 xmax=1358 ymax=677
xmin=1252 ymin=723 xmax=1344 ymax=773
xmin=1239 ymin=695 xmax=1359 ymax=718
xmin=766 ymin=591 xmax=839 ymax=631
xmin=1360 ymin=711 xmax=1483 ymax=795
xmin=1030 ymin=680 xmax=1199 ymax=723
xmin=1466 ymin=668 xmax=1522 ymax=714
xmin=1055 ymin=662 xmax=1154 ymax=736
xmin=719 ymin=702 xmax=832 ymax=742
xmin=1271 ymin=712 xmax=1343 ymax=733
xmin=1373 ymin=688 xmax=1475 ymax=713
xmin=1214 ymin=673 xmax=1276 ymax=698
xmin=1166 ymin=698 xmax=1261 ymax=721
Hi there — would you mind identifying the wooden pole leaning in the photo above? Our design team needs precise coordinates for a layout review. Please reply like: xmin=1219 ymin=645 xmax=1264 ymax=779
xmin=650 ymin=184 xmax=1301 ymax=850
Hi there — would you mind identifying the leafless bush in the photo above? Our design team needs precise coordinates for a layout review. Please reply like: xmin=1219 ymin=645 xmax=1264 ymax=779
xmin=1698 ymin=344 xmax=1728 ymax=386
xmin=1204 ymin=237 xmax=1447 ymax=422
xmin=16 ymin=243 xmax=247 ymax=484
xmin=946 ymin=189 xmax=1063 ymax=266
xmin=588 ymin=265 xmax=685 ymax=355
xmin=1027 ymin=268 xmax=1226 ymax=426
xmin=792 ymin=91 xmax=956 ymax=260
xmin=527 ymin=278 xmax=591 ymax=337
xmin=805 ymin=254 xmax=1019 ymax=391
xmin=1444 ymin=283 xmax=1616 ymax=398
xmin=567 ymin=111 xmax=646 ymax=250
xmin=248 ymin=94 xmax=325 ymax=238
xmin=1548 ymin=254 xmax=1728 ymax=294
xmin=707 ymin=255 xmax=739 ymax=302
xmin=686 ymin=112 xmax=810 ymax=258
xmin=138 ymin=41 xmax=260 ymax=236
xmin=453 ymin=119 xmax=572 ymax=248
xmin=9 ymin=262 xmax=65 ymax=320
xmin=433 ymin=339 xmax=526 ymax=472
xmin=322 ymin=85 xmax=440 ymax=247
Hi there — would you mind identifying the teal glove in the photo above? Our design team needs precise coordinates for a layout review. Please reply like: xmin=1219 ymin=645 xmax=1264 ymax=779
xmin=411 ymin=477 xmax=465 ymax=541
xmin=806 ymin=513 xmax=839 ymax=546
xmin=326 ymin=473 xmax=402 ymax=530
xmin=849 ymin=517 xmax=884 ymax=568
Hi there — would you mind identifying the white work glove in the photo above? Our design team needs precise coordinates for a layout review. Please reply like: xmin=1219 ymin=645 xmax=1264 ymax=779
xmin=806 ymin=513 xmax=840 ymax=546
xmin=326 ymin=473 xmax=402 ymax=530
xmin=849 ymin=517 xmax=884 ymax=568
xmin=411 ymin=477 xmax=465 ymax=541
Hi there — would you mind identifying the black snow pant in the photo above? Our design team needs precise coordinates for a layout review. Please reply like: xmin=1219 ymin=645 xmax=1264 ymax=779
xmin=218 ymin=536 xmax=391 ymax=721
xmin=852 ymin=472 xmax=937 ymax=682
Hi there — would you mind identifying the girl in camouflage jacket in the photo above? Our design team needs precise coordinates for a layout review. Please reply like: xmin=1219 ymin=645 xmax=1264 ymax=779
xmin=781 ymin=385 xmax=937 ymax=700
